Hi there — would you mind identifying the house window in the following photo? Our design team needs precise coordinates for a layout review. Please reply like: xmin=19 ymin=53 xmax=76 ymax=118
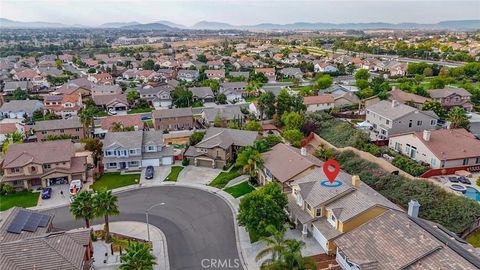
xmin=129 ymin=149 xmax=136 ymax=155
xmin=417 ymin=120 xmax=422 ymax=126
xmin=476 ymin=157 xmax=480 ymax=164
xmin=306 ymin=203 xmax=312 ymax=211
xmin=463 ymin=159 xmax=469 ymax=166
xmin=430 ymin=119 xmax=437 ymax=126
xmin=108 ymin=162 xmax=117 ymax=168
xmin=11 ymin=168 xmax=20 ymax=173
xmin=75 ymin=128 xmax=80 ymax=131
xmin=386 ymin=119 xmax=390 ymax=125
xmin=147 ymin=145 xmax=155 ymax=151
xmin=316 ymin=208 xmax=322 ymax=217
xmin=41 ymin=130 xmax=47 ymax=134
xmin=394 ymin=142 xmax=401 ymax=152
xmin=31 ymin=166 xmax=36 ymax=172
xmin=408 ymin=120 xmax=412 ymax=128
xmin=128 ymin=161 xmax=139 ymax=167
xmin=105 ymin=150 xmax=113 ymax=157
xmin=431 ymin=158 xmax=437 ymax=167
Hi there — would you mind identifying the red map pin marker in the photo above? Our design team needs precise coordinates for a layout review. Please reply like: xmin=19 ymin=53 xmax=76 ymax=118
xmin=323 ymin=159 xmax=340 ymax=184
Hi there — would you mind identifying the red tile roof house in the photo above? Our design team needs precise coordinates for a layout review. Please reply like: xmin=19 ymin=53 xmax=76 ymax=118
xmin=388 ymin=129 xmax=480 ymax=170
xmin=257 ymin=143 xmax=322 ymax=192
xmin=255 ymin=68 xmax=276 ymax=82
xmin=94 ymin=114 xmax=145 ymax=138
xmin=89 ymin=73 xmax=114 ymax=85
xmin=304 ymin=94 xmax=335 ymax=112
xmin=43 ymin=93 xmax=83 ymax=119
xmin=205 ymin=69 xmax=225 ymax=80
xmin=92 ymin=94 xmax=129 ymax=114
xmin=428 ymin=87 xmax=473 ymax=112
xmin=1 ymin=140 xmax=87 ymax=190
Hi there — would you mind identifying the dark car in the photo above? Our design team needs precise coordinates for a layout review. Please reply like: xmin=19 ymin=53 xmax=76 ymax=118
xmin=458 ymin=176 xmax=471 ymax=185
xmin=448 ymin=177 xmax=459 ymax=183
xmin=141 ymin=115 xmax=152 ymax=121
xmin=41 ymin=187 xmax=52 ymax=199
xmin=145 ymin=166 xmax=154 ymax=179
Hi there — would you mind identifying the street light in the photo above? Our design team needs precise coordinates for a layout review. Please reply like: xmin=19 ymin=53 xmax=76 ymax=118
xmin=145 ymin=202 xmax=165 ymax=242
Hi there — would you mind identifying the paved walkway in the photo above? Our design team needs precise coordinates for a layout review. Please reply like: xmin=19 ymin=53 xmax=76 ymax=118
xmin=91 ymin=221 xmax=169 ymax=270
xmin=225 ymin=175 xmax=249 ymax=188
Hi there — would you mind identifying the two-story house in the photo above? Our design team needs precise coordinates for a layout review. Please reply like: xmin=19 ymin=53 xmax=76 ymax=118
xmin=258 ymin=144 xmax=322 ymax=191
xmin=91 ymin=85 xmax=122 ymax=97
xmin=304 ymin=95 xmax=335 ymax=112
xmin=102 ymin=130 xmax=174 ymax=172
xmin=152 ymin=108 xmax=194 ymax=132
xmin=288 ymin=168 xmax=401 ymax=255
xmin=428 ymin=87 xmax=473 ymax=112
xmin=43 ymin=93 xmax=83 ymax=119
xmin=28 ymin=117 xmax=85 ymax=141
xmin=205 ymin=69 xmax=225 ymax=80
xmin=1 ymin=140 xmax=87 ymax=190
xmin=334 ymin=207 xmax=480 ymax=270
xmin=184 ymin=127 xmax=259 ymax=168
xmin=188 ymin=87 xmax=215 ymax=103
xmin=138 ymin=85 xmax=173 ymax=108
xmin=389 ymin=129 xmax=480 ymax=170
xmin=387 ymin=88 xmax=430 ymax=109
xmin=365 ymin=100 xmax=438 ymax=140
xmin=220 ymin=82 xmax=247 ymax=102
xmin=177 ymin=70 xmax=199 ymax=82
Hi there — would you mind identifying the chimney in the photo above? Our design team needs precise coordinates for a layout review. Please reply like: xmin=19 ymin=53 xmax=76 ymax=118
xmin=408 ymin=200 xmax=420 ymax=218
xmin=391 ymin=100 xmax=399 ymax=108
xmin=352 ymin=175 xmax=360 ymax=187
xmin=300 ymin=147 xmax=307 ymax=156
xmin=422 ymin=130 xmax=431 ymax=141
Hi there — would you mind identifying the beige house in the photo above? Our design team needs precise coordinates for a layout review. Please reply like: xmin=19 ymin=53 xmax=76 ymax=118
xmin=184 ymin=127 xmax=259 ymax=168
xmin=258 ymin=143 xmax=322 ymax=191
xmin=1 ymin=140 xmax=87 ymax=190
xmin=389 ymin=129 xmax=480 ymax=169
xmin=153 ymin=108 xmax=194 ymax=132
xmin=304 ymin=95 xmax=335 ymax=112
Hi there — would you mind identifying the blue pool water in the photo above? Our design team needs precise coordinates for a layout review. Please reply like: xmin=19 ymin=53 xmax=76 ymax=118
xmin=465 ymin=187 xmax=480 ymax=201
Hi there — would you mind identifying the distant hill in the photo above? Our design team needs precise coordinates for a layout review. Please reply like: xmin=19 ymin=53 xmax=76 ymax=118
xmin=98 ymin=21 xmax=140 ymax=28
xmin=121 ymin=23 xmax=178 ymax=31
xmin=0 ymin=18 xmax=72 ymax=28
xmin=191 ymin=21 xmax=236 ymax=30
xmin=155 ymin=20 xmax=187 ymax=29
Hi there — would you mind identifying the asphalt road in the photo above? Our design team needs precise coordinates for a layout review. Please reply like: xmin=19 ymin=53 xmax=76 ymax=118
xmin=42 ymin=186 xmax=243 ymax=270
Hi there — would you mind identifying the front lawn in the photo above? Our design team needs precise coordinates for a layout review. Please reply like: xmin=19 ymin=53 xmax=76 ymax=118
xmin=208 ymin=167 xmax=242 ymax=189
xmin=164 ymin=166 xmax=184 ymax=182
xmin=224 ymin=182 xmax=255 ymax=198
xmin=127 ymin=108 xmax=153 ymax=114
xmin=91 ymin=172 xmax=140 ymax=191
xmin=467 ymin=230 xmax=480 ymax=247
xmin=0 ymin=191 xmax=39 ymax=211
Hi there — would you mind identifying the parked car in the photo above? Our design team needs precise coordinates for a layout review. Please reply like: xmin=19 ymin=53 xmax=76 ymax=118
xmin=145 ymin=165 xmax=154 ymax=179
xmin=458 ymin=176 xmax=471 ymax=185
xmin=69 ymin=179 xmax=83 ymax=195
xmin=448 ymin=176 xmax=459 ymax=183
xmin=41 ymin=187 xmax=52 ymax=199
xmin=141 ymin=115 xmax=152 ymax=121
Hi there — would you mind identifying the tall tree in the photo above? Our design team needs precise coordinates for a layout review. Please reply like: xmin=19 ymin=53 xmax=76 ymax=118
xmin=236 ymin=147 xmax=263 ymax=177
xmin=12 ymin=87 xmax=28 ymax=100
xmin=258 ymin=91 xmax=276 ymax=119
xmin=447 ymin=107 xmax=470 ymax=129
xmin=421 ymin=100 xmax=446 ymax=118
xmin=171 ymin=88 xmax=193 ymax=108
xmin=120 ymin=242 xmax=156 ymax=270
xmin=354 ymin=69 xmax=370 ymax=80
xmin=79 ymin=104 xmax=97 ymax=138
xmin=315 ymin=74 xmax=333 ymax=90
xmin=94 ymin=189 xmax=120 ymax=243
xmin=70 ymin=191 xmax=96 ymax=228
xmin=256 ymin=225 xmax=289 ymax=266
xmin=275 ymin=89 xmax=293 ymax=116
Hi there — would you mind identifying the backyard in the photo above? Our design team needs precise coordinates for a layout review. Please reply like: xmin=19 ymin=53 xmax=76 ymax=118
xmin=164 ymin=166 xmax=184 ymax=182
xmin=208 ymin=167 xmax=243 ymax=189
xmin=0 ymin=191 xmax=39 ymax=211
xmin=224 ymin=181 xmax=255 ymax=198
xmin=91 ymin=172 xmax=141 ymax=191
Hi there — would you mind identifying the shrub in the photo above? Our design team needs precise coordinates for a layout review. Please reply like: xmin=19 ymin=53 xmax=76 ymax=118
xmin=392 ymin=155 xmax=428 ymax=177
xmin=0 ymin=183 xmax=15 ymax=195
xmin=477 ymin=177 xmax=480 ymax=187
xmin=181 ymin=158 xmax=190 ymax=166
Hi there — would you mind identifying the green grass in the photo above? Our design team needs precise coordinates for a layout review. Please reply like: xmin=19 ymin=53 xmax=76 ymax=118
xmin=144 ymin=119 xmax=153 ymax=127
xmin=208 ymin=167 xmax=242 ymax=189
xmin=94 ymin=111 xmax=109 ymax=117
xmin=224 ymin=181 xmax=255 ymax=198
xmin=0 ymin=191 xmax=39 ymax=211
xmin=244 ymin=96 xmax=257 ymax=102
xmin=91 ymin=172 xmax=140 ymax=191
xmin=127 ymin=108 xmax=153 ymax=114
xmin=467 ymin=230 xmax=480 ymax=247
xmin=164 ymin=166 xmax=184 ymax=182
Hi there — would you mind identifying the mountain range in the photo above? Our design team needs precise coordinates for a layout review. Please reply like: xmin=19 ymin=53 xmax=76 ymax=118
xmin=1 ymin=18 xmax=479 ymax=30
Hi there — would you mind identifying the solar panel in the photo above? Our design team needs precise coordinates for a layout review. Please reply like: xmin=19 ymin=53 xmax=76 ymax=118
xmin=23 ymin=213 xmax=43 ymax=232
xmin=38 ymin=215 xmax=50 ymax=227
xmin=6 ymin=210 xmax=31 ymax=234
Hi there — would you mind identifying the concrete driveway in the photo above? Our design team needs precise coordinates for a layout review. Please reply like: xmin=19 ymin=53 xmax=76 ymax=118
xmin=36 ymin=184 xmax=71 ymax=208
xmin=42 ymin=186 xmax=243 ymax=270
xmin=140 ymin=165 xmax=171 ymax=184
xmin=177 ymin=166 xmax=222 ymax=185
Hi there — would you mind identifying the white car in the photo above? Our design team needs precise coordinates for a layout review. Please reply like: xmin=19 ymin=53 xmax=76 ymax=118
xmin=69 ymin=180 xmax=83 ymax=195
xmin=107 ymin=108 xmax=117 ymax=115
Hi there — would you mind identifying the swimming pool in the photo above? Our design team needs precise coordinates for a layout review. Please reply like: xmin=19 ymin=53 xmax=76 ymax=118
xmin=465 ymin=187 xmax=480 ymax=201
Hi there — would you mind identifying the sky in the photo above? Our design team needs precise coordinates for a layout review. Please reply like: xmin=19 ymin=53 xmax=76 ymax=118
xmin=1 ymin=0 xmax=479 ymax=27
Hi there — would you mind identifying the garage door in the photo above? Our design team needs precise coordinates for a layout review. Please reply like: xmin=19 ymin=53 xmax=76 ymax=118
xmin=197 ymin=159 xmax=213 ymax=168
xmin=162 ymin=156 xmax=173 ymax=165
xmin=312 ymin=225 xmax=328 ymax=250
xmin=142 ymin=159 xmax=160 ymax=167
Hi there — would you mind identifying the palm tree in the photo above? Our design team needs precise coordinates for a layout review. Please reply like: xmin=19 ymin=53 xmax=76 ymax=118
xmin=120 ymin=242 xmax=156 ymax=270
xmin=94 ymin=189 xmax=120 ymax=243
xmin=282 ymin=240 xmax=317 ymax=270
xmin=110 ymin=122 xmax=124 ymax=132
xmin=447 ymin=106 xmax=470 ymax=129
xmin=79 ymin=105 xmax=96 ymax=138
xmin=236 ymin=147 xmax=263 ymax=178
xmin=256 ymin=225 xmax=288 ymax=266
xmin=69 ymin=191 xmax=96 ymax=228
xmin=1 ymin=131 xmax=24 ymax=154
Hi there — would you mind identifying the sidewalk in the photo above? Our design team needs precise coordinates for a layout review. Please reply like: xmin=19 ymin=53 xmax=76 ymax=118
xmin=91 ymin=221 xmax=169 ymax=270
xmin=224 ymin=175 xmax=249 ymax=188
